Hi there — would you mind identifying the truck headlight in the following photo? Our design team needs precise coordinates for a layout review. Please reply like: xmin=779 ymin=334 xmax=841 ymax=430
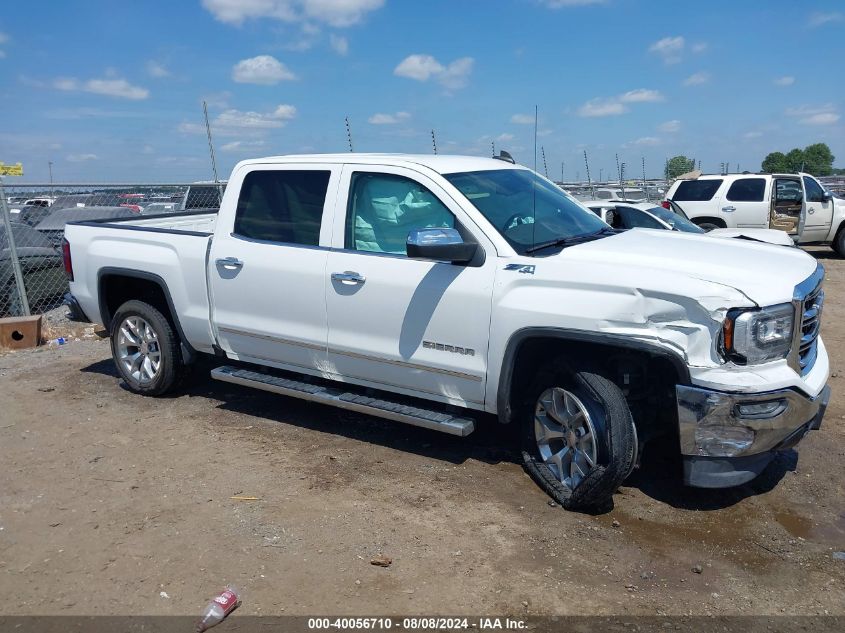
xmin=724 ymin=303 xmax=794 ymax=364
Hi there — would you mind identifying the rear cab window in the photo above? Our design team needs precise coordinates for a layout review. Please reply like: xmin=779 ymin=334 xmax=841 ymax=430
xmin=673 ymin=179 xmax=723 ymax=201
xmin=726 ymin=178 xmax=766 ymax=202
xmin=234 ymin=170 xmax=332 ymax=245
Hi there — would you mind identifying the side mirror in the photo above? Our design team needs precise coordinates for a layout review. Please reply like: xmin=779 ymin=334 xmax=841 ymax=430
xmin=823 ymin=190 xmax=833 ymax=202
xmin=406 ymin=227 xmax=477 ymax=264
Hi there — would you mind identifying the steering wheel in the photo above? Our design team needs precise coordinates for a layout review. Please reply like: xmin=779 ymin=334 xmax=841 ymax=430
xmin=503 ymin=212 xmax=533 ymax=231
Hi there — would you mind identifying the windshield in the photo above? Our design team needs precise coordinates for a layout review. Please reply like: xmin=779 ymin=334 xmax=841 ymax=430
xmin=444 ymin=169 xmax=608 ymax=255
xmin=647 ymin=206 xmax=704 ymax=233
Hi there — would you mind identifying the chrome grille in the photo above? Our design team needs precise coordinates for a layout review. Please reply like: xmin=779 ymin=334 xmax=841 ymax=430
xmin=789 ymin=264 xmax=825 ymax=376
xmin=798 ymin=286 xmax=823 ymax=374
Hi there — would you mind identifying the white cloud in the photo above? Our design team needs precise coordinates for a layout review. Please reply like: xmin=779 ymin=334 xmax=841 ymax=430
xmin=146 ymin=61 xmax=170 ymax=78
xmin=786 ymin=104 xmax=840 ymax=125
xmin=221 ymin=140 xmax=267 ymax=152
xmin=202 ymin=0 xmax=385 ymax=28
xmin=394 ymin=54 xmax=474 ymax=90
xmin=682 ymin=71 xmax=710 ymax=86
xmin=743 ymin=131 xmax=763 ymax=139
xmin=54 ymin=76 xmax=149 ymax=100
xmin=649 ymin=35 xmax=684 ymax=64
xmin=217 ymin=104 xmax=297 ymax=128
xmin=808 ymin=11 xmax=843 ymax=27
xmin=368 ymin=111 xmax=411 ymax=125
xmin=619 ymin=88 xmax=664 ymax=103
xmin=232 ymin=55 xmax=296 ymax=84
xmin=801 ymin=112 xmax=840 ymax=125
xmin=658 ymin=119 xmax=681 ymax=133
xmin=0 ymin=51 xmax=7 ymax=59
xmin=0 ymin=32 xmax=8 ymax=44
xmin=66 ymin=153 xmax=98 ymax=162
xmin=773 ymin=75 xmax=795 ymax=86
xmin=180 ymin=104 xmax=297 ymax=136
xmin=511 ymin=113 xmax=535 ymax=124
xmin=630 ymin=136 xmax=661 ymax=146
xmin=691 ymin=42 xmax=708 ymax=53
xmin=495 ymin=133 xmax=515 ymax=142
xmin=577 ymin=98 xmax=628 ymax=117
xmin=329 ymin=34 xmax=348 ymax=55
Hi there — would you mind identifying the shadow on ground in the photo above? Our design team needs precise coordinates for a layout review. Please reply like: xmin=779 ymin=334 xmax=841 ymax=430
xmin=80 ymin=356 xmax=796 ymax=513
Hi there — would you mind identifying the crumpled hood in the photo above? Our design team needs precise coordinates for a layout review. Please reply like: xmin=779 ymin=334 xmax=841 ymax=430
xmin=557 ymin=228 xmax=818 ymax=307
xmin=707 ymin=227 xmax=797 ymax=247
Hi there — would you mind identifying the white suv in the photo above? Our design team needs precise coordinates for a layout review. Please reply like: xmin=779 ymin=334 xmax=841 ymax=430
xmin=665 ymin=172 xmax=845 ymax=255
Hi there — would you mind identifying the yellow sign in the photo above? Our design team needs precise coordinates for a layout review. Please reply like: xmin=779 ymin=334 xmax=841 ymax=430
xmin=0 ymin=162 xmax=24 ymax=176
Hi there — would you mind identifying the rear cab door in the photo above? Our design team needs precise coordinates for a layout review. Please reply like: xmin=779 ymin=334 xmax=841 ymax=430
xmin=722 ymin=176 xmax=769 ymax=228
xmin=208 ymin=161 xmax=341 ymax=373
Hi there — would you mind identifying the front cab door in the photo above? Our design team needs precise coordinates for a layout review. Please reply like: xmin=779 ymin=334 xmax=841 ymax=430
xmin=324 ymin=165 xmax=496 ymax=408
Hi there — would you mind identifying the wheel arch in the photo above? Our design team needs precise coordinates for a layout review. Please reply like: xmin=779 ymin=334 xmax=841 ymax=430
xmin=691 ymin=216 xmax=727 ymax=229
xmin=496 ymin=327 xmax=691 ymax=425
xmin=97 ymin=267 xmax=196 ymax=363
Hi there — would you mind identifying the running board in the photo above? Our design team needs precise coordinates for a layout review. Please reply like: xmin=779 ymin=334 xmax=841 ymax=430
xmin=210 ymin=366 xmax=475 ymax=437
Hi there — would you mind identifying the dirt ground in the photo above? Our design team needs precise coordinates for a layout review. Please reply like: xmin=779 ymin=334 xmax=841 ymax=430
xmin=1 ymin=248 xmax=844 ymax=618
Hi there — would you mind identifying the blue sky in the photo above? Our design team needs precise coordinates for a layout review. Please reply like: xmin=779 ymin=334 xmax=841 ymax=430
xmin=1 ymin=0 xmax=844 ymax=182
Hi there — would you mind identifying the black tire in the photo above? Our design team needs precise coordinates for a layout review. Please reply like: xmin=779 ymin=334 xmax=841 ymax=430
xmin=110 ymin=300 xmax=184 ymax=396
xmin=833 ymin=228 xmax=845 ymax=258
xmin=697 ymin=222 xmax=720 ymax=232
xmin=521 ymin=363 xmax=636 ymax=512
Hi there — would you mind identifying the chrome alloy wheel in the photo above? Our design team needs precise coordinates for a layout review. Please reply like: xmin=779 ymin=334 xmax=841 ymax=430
xmin=534 ymin=387 xmax=599 ymax=489
xmin=116 ymin=316 xmax=162 ymax=384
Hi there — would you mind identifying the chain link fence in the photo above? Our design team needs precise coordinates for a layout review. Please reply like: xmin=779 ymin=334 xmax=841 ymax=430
xmin=0 ymin=182 xmax=223 ymax=318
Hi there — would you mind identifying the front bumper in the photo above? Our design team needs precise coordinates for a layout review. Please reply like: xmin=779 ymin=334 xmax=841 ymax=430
xmin=677 ymin=383 xmax=830 ymax=488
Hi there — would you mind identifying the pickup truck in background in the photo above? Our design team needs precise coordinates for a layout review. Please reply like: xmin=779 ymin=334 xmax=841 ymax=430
xmin=64 ymin=154 xmax=830 ymax=510
xmin=665 ymin=172 xmax=845 ymax=255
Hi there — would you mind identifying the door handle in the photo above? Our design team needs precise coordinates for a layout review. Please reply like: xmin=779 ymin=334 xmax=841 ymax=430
xmin=331 ymin=271 xmax=366 ymax=285
xmin=216 ymin=257 xmax=243 ymax=270
xmin=721 ymin=206 xmax=736 ymax=212
xmin=808 ymin=207 xmax=815 ymax=215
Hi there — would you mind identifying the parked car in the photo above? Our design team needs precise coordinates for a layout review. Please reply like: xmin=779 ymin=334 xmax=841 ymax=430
xmin=36 ymin=206 xmax=138 ymax=248
xmin=17 ymin=204 xmax=54 ymax=227
xmin=64 ymin=153 xmax=829 ymax=511
xmin=1 ymin=222 xmax=67 ymax=316
xmin=180 ymin=182 xmax=225 ymax=212
xmin=141 ymin=202 xmax=181 ymax=215
xmin=665 ymin=172 xmax=845 ymax=255
xmin=584 ymin=200 xmax=796 ymax=246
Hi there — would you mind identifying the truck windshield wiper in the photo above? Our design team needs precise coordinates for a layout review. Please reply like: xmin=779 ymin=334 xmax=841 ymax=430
xmin=524 ymin=227 xmax=616 ymax=254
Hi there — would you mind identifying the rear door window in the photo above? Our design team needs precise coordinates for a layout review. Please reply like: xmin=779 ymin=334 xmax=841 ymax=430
xmin=726 ymin=178 xmax=766 ymax=202
xmin=234 ymin=170 xmax=331 ymax=245
xmin=616 ymin=206 xmax=665 ymax=229
xmin=673 ymin=180 xmax=723 ymax=201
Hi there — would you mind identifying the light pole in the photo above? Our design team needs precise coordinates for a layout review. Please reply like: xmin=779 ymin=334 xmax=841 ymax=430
xmin=48 ymin=161 xmax=54 ymax=199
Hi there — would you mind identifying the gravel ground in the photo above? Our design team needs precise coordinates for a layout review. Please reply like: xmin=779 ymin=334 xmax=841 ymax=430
xmin=0 ymin=249 xmax=843 ymax=617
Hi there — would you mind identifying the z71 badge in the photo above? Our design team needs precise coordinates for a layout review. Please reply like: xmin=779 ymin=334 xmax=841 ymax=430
xmin=504 ymin=263 xmax=535 ymax=274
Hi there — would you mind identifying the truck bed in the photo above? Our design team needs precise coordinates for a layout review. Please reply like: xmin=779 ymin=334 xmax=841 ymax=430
xmin=76 ymin=211 xmax=218 ymax=235
xmin=65 ymin=211 xmax=218 ymax=353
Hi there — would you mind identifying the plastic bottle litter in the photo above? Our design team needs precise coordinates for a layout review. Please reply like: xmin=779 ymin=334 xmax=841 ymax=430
xmin=196 ymin=585 xmax=240 ymax=632
xmin=48 ymin=337 xmax=66 ymax=348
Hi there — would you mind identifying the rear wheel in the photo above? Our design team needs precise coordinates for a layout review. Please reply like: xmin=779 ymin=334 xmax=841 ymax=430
xmin=521 ymin=364 xmax=637 ymax=511
xmin=110 ymin=300 xmax=184 ymax=395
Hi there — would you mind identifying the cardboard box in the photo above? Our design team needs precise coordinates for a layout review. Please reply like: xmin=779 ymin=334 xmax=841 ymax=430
xmin=0 ymin=315 xmax=43 ymax=350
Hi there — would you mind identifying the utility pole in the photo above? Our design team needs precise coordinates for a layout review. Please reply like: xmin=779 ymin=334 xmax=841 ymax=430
xmin=541 ymin=146 xmax=549 ymax=178
xmin=599 ymin=168 xmax=603 ymax=183
xmin=561 ymin=161 xmax=564 ymax=183
xmin=48 ymin=161 xmax=54 ymax=199
xmin=584 ymin=150 xmax=593 ymax=196
xmin=345 ymin=117 xmax=354 ymax=152
xmin=641 ymin=156 xmax=646 ymax=188
xmin=202 ymin=101 xmax=219 ymax=183
xmin=491 ymin=140 xmax=496 ymax=157
xmin=431 ymin=129 xmax=438 ymax=155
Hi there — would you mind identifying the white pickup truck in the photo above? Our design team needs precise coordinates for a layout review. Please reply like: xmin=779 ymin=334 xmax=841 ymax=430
xmin=665 ymin=172 xmax=845 ymax=255
xmin=64 ymin=154 xmax=831 ymax=510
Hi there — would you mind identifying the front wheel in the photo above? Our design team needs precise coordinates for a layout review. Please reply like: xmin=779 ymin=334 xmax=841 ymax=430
xmin=521 ymin=366 xmax=637 ymax=511
xmin=110 ymin=300 xmax=184 ymax=396
xmin=833 ymin=228 xmax=845 ymax=258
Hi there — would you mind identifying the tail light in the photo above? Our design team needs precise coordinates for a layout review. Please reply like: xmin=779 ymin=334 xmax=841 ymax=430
xmin=62 ymin=238 xmax=74 ymax=281
xmin=661 ymin=200 xmax=671 ymax=209
xmin=120 ymin=203 xmax=142 ymax=213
